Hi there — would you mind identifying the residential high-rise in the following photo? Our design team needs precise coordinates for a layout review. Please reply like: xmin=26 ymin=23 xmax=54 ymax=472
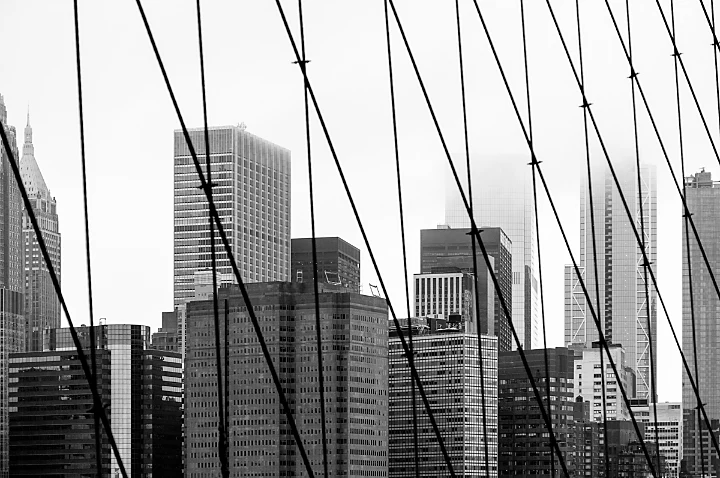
xmin=565 ymin=161 xmax=657 ymax=400
xmin=445 ymin=159 xmax=539 ymax=350
xmin=173 ymin=125 xmax=291 ymax=307
xmin=631 ymin=400 xmax=683 ymax=478
xmin=291 ymin=236 xmax=361 ymax=292
xmin=420 ymin=226 xmax=512 ymax=351
xmin=19 ymin=111 xmax=60 ymax=352
xmin=185 ymin=282 xmax=388 ymax=477
xmin=0 ymin=94 xmax=25 ymax=478
xmin=682 ymin=169 xmax=720 ymax=477
xmin=389 ymin=328 xmax=498 ymax=477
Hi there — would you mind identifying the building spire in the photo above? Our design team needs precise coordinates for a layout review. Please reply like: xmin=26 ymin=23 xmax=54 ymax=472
xmin=24 ymin=106 xmax=32 ymax=147
xmin=26 ymin=105 xmax=29 ymax=127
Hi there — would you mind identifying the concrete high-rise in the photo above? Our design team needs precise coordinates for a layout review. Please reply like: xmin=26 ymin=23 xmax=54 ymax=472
xmin=173 ymin=125 xmax=291 ymax=307
xmin=444 ymin=158 xmax=539 ymax=350
xmin=0 ymin=94 xmax=25 ymax=478
xmin=19 ymin=111 xmax=60 ymax=352
xmin=291 ymin=236 xmax=360 ymax=292
xmin=389 ymin=328 xmax=498 ymax=477
xmin=185 ymin=282 xmax=388 ymax=477
xmin=565 ymin=161 xmax=657 ymax=400
xmin=682 ymin=169 xmax=720 ymax=477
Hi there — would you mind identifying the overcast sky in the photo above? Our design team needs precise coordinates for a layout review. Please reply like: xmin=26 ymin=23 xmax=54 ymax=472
xmin=4 ymin=0 xmax=720 ymax=402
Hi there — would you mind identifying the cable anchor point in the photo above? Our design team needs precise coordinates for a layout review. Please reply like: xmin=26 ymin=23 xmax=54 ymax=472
xmin=579 ymin=99 xmax=592 ymax=109
xmin=628 ymin=68 xmax=639 ymax=79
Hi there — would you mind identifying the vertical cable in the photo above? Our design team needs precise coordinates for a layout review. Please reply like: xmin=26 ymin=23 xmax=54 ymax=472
xmin=713 ymin=0 xmax=720 ymax=142
xmin=455 ymin=0 xmax=490 ymax=474
xmin=72 ymin=1 xmax=102 ymax=475
xmin=296 ymin=1 xmax=329 ymax=476
xmin=520 ymin=1 xmax=555 ymax=474
xmin=224 ymin=298 xmax=230 ymax=470
xmin=194 ymin=1 xmax=228 ymax=476
xmin=382 ymin=0 xmax=419 ymax=475
xmin=575 ymin=1 xmax=610 ymax=474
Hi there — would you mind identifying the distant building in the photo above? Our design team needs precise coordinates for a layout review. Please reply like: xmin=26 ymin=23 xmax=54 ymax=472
xmin=389 ymin=328 xmax=498 ymax=477
xmin=152 ymin=310 xmax=180 ymax=352
xmin=184 ymin=282 xmax=388 ymax=477
xmin=573 ymin=397 xmax=605 ymax=478
xmin=173 ymin=125 xmax=291 ymax=307
xmin=420 ymin=226 xmax=512 ymax=351
xmin=498 ymin=347 xmax=578 ymax=476
xmin=606 ymin=420 xmax=645 ymax=477
xmin=617 ymin=441 xmax=664 ymax=478
xmin=291 ymin=236 xmax=361 ymax=293
xmin=573 ymin=342 xmax=636 ymax=422
xmin=9 ymin=324 xmax=182 ymax=477
xmin=631 ymin=400 xmax=683 ymax=478
xmin=682 ymin=169 xmax=720 ymax=477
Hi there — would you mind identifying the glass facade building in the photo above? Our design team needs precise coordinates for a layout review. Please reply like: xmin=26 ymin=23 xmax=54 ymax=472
xmin=173 ymin=125 xmax=291 ymax=307
xmin=444 ymin=159 xmax=539 ymax=350
xmin=291 ymin=236 xmax=361 ymax=293
xmin=389 ymin=330 xmax=498 ymax=477
xmin=565 ymin=161 xmax=657 ymax=400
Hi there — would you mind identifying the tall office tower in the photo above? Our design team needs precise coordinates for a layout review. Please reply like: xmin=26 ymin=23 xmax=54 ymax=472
xmin=682 ymin=169 xmax=720 ymax=477
xmin=185 ymin=282 xmax=388 ymax=477
xmin=19 ymin=112 xmax=60 ymax=352
xmin=573 ymin=342 xmax=636 ymax=422
xmin=630 ymin=400 xmax=683 ymax=477
xmin=173 ymin=125 xmax=291 ymax=307
xmin=498 ymin=347 xmax=578 ymax=476
xmin=389 ymin=328 xmax=498 ymax=477
xmin=420 ymin=226 xmax=512 ymax=351
xmin=9 ymin=324 xmax=183 ymax=477
xmin=445 ymin=159 xmax=539 ymax=350
xmin=291 ymin=236 xmax=361 ymax=292
xmin=0 ymin=94 xmax=25 ymax=478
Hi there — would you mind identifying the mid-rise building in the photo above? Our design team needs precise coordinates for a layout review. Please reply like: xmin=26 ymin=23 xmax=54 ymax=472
xmin=19 ymin=111 xmax=60 ymax=352
xmin=682 ymin=169 xmax=720 ymax=477
xmin=9 ymin=324 xmax=182 ymax=477
xmin=151 ymin=310 xmax=180 ymax=352
xmin=573 ymin=397 xmax=605 ymax=478
xmin=291 ymin=236 xmax=361 ymax=292
xmin=498 ymin=347 xmax=578 ymax=476
xmin=420 ymin=226 xmax=512 ymax=351
xmin=606 ymin=420 xmax=645 ymax=477
xmin=185 ymin=282 xmax=388 ymax=477
xmin=631 ymin=400 xmax=683 ymax=477
xmin=444 ymin=158 xmax=539 ymax=350
xmin=565 ymin=161 xmax=657 ymax=400
xmin=0 ymin=94 xmax=25 ymax=478
xmin=173 ymin=125 xmax=291 ymax=307
xmin=573 ymin=342 xmax=636 ymax=422
xmin=389 ymin=328 xmax=498 ymax=477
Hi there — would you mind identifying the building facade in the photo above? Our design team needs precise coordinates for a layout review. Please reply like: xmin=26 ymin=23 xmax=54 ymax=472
xmin=565 ymin=161 xmax=657 ymax=400
xmin=682 ymin=169 xmax=720 ymax=477
xmin=389 ymin=329 xmax=498 ymax=477
xmin=412 ymin=269 xmax=482 ymax=332
xmin=573 ymin=397 xmax=605 ymax=478
xmin=444 ymin=158 xmax=539 ymax=350
xmin=19 ymin=112 xmax=60 ymax=352
xmin=631 ymin=400 xmax=683 ymax=478
xmin=0 ymin=94 xmax=25 ymax=478
xmin=291 ymin=236 xmax=360 ymax=293
xmin=185 ymin=282 xmax=388 ymax=477
xmin=173 ymin=125 xmax=291 ymax=306
xmin=151 ymin=310 xmax=180 ymax=352
xmin=420 ymin=226 xmax=512 ymax=351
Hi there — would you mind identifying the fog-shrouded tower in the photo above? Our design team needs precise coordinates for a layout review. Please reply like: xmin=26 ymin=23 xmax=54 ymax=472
xmin=565 ymin=161 xmax=657 ymax=400
xmin=20 ymin=111 xmax=60 ymax=352
xmin=445 ymin=157 xmax=539 ymax=350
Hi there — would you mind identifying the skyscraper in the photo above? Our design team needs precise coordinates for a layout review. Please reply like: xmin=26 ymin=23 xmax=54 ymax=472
xmin=0 ymin=94 xmax=25 ymax=478
xmin=19 ymin=111 xmax=60 ymax=352
xmin=565 ymin=161 xmax=657 ymax=400
xmin=291 ymin=236 xmax=361 ymax=292
xmin=445 ymin=158 xmax=539 ymax=350
xmin=682 ymin=169 xmax=720 ymax=477
xmin=173 ymin=125 xmax=291 ymax=307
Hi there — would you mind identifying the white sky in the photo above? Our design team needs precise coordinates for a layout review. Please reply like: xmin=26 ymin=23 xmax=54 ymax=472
xmin=3 ymin=0 xmax=720 ymax=403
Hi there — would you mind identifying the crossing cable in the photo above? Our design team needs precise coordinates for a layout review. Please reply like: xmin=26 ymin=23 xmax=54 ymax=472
xmin=295 ymin=1 xmax=330 ymax=475
xmin=454 ymin=0 xmax=491 ymax=475
xmin=674 ymin=1 xmax=706 ymax=474
xmin=273 ymin=1 xmax=462 ymax=475
xmin=574 ymin=0 xmax=610 ymax=473
xmin=131 ymin=1 xmax=317 ymax=475
xmin=0 ymin=123 xmax=129 ymax=478
xmin=381 ymin=1 xmax=419 ymax=475
xmin=383 ymin=0 xmax=571 ymax=474
xmin=596 ymin=0 xmax=720 ymax=459
xmin=71 ymin=2 xmax=103 ymax=476
xmin=520 ymin=1 xmax=556 ymax=475
xmin=626 ymin=0 xmax=661 ymax=472
xmin=470 ymin=0 xmax=658 ymax=474
xmin=194 ymin=2 xmax=228 ymax=476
